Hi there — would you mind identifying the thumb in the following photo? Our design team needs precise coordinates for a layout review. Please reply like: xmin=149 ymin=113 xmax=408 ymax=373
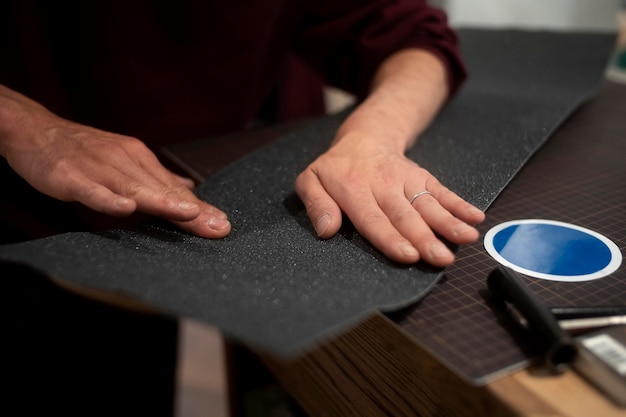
xmin=295 ymin=169 xmax=343 ymax=239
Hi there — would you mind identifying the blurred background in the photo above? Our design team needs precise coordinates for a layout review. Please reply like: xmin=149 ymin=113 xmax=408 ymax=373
xmin=436 ymin=0 xmax=621 ymax=30
xmin=325 ymin=0 xmax=626 ymax=113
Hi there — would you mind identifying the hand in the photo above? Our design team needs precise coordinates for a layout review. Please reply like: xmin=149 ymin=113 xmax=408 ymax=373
xmin=0 ymin=86 xmax=230 ymax=238
xmin=295 ymin=132 xmax=485 ymax=266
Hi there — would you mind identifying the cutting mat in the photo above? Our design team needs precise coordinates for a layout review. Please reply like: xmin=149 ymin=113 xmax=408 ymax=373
xmin=395 ymin=80 xmax=626 ymax=385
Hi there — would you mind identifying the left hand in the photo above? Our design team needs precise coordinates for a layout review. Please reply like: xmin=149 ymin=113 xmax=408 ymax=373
xmin=295 ymin=131 xmax=485 ymax=266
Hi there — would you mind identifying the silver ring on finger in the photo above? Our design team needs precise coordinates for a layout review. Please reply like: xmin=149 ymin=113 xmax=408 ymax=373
xmin=408 ymin=191 xmax=433 ymax=205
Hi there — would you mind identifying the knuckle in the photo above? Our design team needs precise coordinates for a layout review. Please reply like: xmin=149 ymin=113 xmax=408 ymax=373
xmin=162 ymin=182 xmax=188 ymax=195
xmin=294 ymin=170 xmax=308 ymax=191
xmin=359 ymin=210 xmax=388 ymax=229
xmin=303 ymin=194 xmax=329 ymax=216
xmin=343 ymin=169 xmax=364 ymax=187
xmin=106 ymin=135 xmax=148 ymax=159
xmin=117 ymin=134 xmax=144 ymax=148
xmin=76 ymin=183 xmax=104 ymax=206
xmin=425 ymin=176 xmax=443 ymax=192
xmin=411 ymin=195 xmax=438 ymax=210
xmin=124 ymin=181 xmax=144 ymax=197
xmin=389 ymin=206 xmax=417 ymax=225
xmin=49 ymin=156 xmax=72 ymax=175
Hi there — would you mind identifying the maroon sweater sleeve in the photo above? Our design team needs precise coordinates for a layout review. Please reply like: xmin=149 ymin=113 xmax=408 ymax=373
xmin=293 ymin=0 xmax=466 ymax=99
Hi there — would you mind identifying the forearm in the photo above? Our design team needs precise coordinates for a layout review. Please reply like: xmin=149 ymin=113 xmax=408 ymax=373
xmin=334 ymin=48 xmax=449 ymax=153
xmin=0 ymin=84 xmax=59 ymax=160
xmin=0 ymin=84 xmax=29 ymax=157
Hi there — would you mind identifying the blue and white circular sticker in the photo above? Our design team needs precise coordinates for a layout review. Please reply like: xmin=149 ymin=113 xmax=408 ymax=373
xmin=484 ymin=219 xmax=622 ymax=282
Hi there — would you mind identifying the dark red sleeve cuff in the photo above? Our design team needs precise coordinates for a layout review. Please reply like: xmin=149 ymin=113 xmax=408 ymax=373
xmin=294 ymin=0 xmax=467 ymax=100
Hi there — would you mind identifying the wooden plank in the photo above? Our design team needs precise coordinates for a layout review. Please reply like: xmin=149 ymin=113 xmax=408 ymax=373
xmin=493 ymin=367 xmax=626 ymax=417
xmin=176 ymin=319 xmax=230 ymax=417
xmin=263 ymin=313 xmax=528 ymax=417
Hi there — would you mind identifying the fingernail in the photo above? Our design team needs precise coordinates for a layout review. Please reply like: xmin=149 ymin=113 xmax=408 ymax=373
xmin=399 ymin=242 xmax=419 ymax=258
xmin=429 ymin=243 xmax=451 ymax=259
xmin=466 ymin=205 xmax=483 ymax=216
xmin=453 ymin=223 xmax=473 ymax=237
xmin=207 ymin=216 xmax=230 ymax=231
xmin=178 ymin=201 xmax=198 ymax=211
xmin=213 ymin=210 xmax=228 ymax=219
xmin=314 ymin=213 xmax=331 ymax=237
xmin=114 ymin=197 xmax=132 ymax=207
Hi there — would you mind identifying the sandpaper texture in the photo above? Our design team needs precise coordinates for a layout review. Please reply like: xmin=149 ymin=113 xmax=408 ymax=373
xmin=0 ymin=29 xmax=616 ymax=356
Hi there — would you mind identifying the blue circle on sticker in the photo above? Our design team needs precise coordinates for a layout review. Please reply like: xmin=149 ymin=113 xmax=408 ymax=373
xmin=484 ymin=219 xmax=622 ymax=282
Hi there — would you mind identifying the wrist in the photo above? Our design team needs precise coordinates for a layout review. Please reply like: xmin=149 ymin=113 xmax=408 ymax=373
xmin=0 ymin=85 xmax=60 ymax=159
xmin=334 ymin=108 xmax=410 ymax=154
xmin=335 ymin=48 xmax=449 ymax=153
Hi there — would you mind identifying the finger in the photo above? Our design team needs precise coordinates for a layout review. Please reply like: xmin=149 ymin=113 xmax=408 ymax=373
xmin=407 ymin=190 xmax=479 ymax=245
xmin=171 ymin=206 xmax=231 ymax=238
xmin=105 ymin=176 xmax=206 ymax=221
xmin=102 ymin=138 xmax=192 ymax=193
xmin=60 ymin=161 xmax=202 ymax=222
xmin=405 ymin=178 xmax=484 ymax=240
xmin=298 ymin=166 xmax=423 ymax=264
xmin=379 ymin=192 xmax=455 ymax=266
xmin=347 ymin=212 xmax=426 ymax=264
xmin=428 ymin=180 xmax=485 ymax=225
xmin=90 ymin=155 xmax=203 ymax=222
xmin=102 ymin=139 xmax=230 ymax=231
xmin=172 ymin=173 xmax=197 ymax=190
xmin=128 ymin=142 xmax=229 ymax=236
xmin=73 ymin=167 xmax=231 ymax=238
xmin=326 ymin=182 xmax=421 ymax=263
xmin=68 ymin=177 xmax=138 ymax=217
xmin=295 ymin=169 xmax=343 ymax=238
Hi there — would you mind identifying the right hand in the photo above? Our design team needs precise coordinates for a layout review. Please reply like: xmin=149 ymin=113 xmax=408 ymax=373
xmin=0 ymin=85 xmax=231 ymax=238
xmin=296 ymin=131 xmax=485 ymax=266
